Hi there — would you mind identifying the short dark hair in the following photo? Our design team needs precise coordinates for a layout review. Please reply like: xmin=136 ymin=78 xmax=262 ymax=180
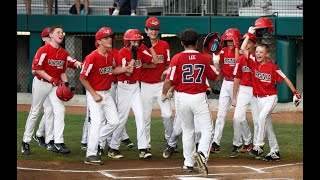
xmin=179 ymin=29 xmax=198 ymax=46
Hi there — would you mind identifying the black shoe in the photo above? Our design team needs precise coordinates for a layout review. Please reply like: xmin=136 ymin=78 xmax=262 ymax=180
xmin=230 ymin=145 xmax=242 ymax=158
xmin=139 ymin=149 xmax=152 ymax=159
xmin=47 ymin=140 xmax=57 ymax=152
xmin=33 ymin=135 xmax=47 ymax=148
xmin=108 ymin=148 xmax=123 ymax=159
xmin=194 ymin=151 xmax=208 ymax=177
xmin=263 ymin=151 xmax=281 ymax=161
xmin=21 ymin=141 xmax=30 ymax=155
xmin=162 ymin=145 xmax=175 ymax=158
xmin=250 ymin=146 xmax=264 ymax=159
xmin=84 ymin=155 xmax=104 ymax=165
xmin=182 ymin=165 xmax=194 ymax=172
xmin=54 ymin=143 xmax=71 ymax=154
xmin=122 ymin=138 xmax=134 ymax=148
xmin=97 ymin=145 xmax=104 ymax=156
xmin=80 ymin=143 xmax=87 ymax=150
xmin=210 ymin=142 xmax=220 ymax=153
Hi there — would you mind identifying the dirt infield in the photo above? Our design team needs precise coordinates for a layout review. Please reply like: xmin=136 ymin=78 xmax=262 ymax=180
xmin=17 ymin=104 xmax=303 ymax=179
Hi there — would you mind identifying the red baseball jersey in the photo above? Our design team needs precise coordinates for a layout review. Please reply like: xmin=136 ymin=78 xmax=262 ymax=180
xmin=80 ymin=49 xmax=114 ymax=91
xmin=166 ymin=50 xmax=219 ymax=94
xmin=233 ymin=54 xmax=253 ymax=86
xmin=140 ymin=40 xmax=170 ymax=83
xmin=219 ymin=47 xmax=237 ymax=79
xmin=32 ymin=43 xmax=69 ymax=80
xmin=116 ymin=46 xmax=152 ymax=81
xmin=246 ymin=52 xmax=286 ymax=96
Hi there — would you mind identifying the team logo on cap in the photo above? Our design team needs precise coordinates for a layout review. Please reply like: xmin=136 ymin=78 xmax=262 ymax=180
xmin=150 ymin=20 xmax=159 ymax=26
xmin=103 ymin=29 xmax=111 ymax=34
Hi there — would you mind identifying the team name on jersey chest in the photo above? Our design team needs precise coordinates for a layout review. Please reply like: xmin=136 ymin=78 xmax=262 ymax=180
xmin=157 ymin=55 xmax=164 ymax=63
xmin=133 ymin=59 xmax=142 ymax=67
xmin=224 ymin=58 xmax=235 ymax=65
xmin=255 ymin=70 xmax=271 ymax=82
xmin=242 ymin=66 xmax=252 ymax=72
xmin=48 ymin=59 xmax=65 ymax=67
xmin=99 ymin=66 xmax=113 ymax=74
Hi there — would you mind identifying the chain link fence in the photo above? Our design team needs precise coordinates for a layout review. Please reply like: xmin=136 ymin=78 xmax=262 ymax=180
xmin=17 ymin=32 xmax=280 ymax=99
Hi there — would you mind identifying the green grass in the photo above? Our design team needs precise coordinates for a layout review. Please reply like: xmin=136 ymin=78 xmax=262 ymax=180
xmin=17 ymin=112 xmax=303 ymax=162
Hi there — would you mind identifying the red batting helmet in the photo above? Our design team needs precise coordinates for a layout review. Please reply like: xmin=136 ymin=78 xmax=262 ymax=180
xmin=145 ymin=17 xmax=160 ymax=30
xmin=222 ymin=28 xmax=241 ymax=41
xmin=56 ymin=82 xmax=75 ymax=102
xmin=202 ymin=32 xmax=224 ymax=58
xmin=242 ymin=32 xmax=257 ymax=43
xmin=95 ymin=27 xmax=115 ymax=47
xmin=123 ymin=29 xmax=143 ymax=47
xmin=41 ymin=27 xmax=50 ymax=37
xmin=254 ymin=17 xmax=274 ymax=35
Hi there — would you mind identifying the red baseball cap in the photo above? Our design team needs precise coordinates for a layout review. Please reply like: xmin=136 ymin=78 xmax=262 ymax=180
xmin=41 ymin=27 xmax=50 ymax=38
xmin=145 ymin=17 xmax=160 ymax=30
xmin=95 ymin=27 xmax=114 ymax=47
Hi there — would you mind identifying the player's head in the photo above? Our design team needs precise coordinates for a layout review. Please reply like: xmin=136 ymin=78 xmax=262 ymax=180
xmin=242 ymin=33 xmax=257 ymax=53
xmin=48 ymin=25 xmax=65 ymax=44
xmin=123 ymin=29 xmax=143 ymax=48
xmin=222 ymin=28 xmax=241 ymax=49
xmin=95 ymin=27 xmax=115 ymax=48
xmin=255 ymin=43 xmax=270 ymax=63
xmin=41 ymin=27 xmax=51 ymax=44
xmin=179 ymin=28 xmax=198 ymax=48
xmin=254 ymin=17 xmax=274 ymax=36
xmin=145 ymin=17 xmax=160 ymax=39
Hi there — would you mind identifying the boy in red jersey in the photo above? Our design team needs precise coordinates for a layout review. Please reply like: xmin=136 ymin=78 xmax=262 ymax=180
xmin=140 ymin=17 xmax=174 ymax=151
xmin=79 ymin=27 xmax=133 ymax=165
xmin=162 ymin=29 xmax=221 ymax=176
xmin=21 ymin=25 xmax=74 ymax=155
xmin=211 ymin=28 xmax=242 ymax=153
xmin=108 ymin=28 xmax=159 ymax=159
xmin=241 ymin=26 xmax=302 ymax=161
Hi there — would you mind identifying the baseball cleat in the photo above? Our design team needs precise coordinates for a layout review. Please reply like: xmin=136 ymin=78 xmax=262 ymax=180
xmin=84 ymin=155 xmax=104 ymax=165
xmin=182 ymin=165 xmax=194 ymax=172
xmin=263 ymin=151 xmax=280 ymax=161
xmin=162 ymin=145 xmax=175 ymax=158
xmin=80 ymin=143 xmax=87 ymax=150
xmin=108 ymin=148 xmax=123 ymax=159
xmin=139 ymin=149 xmax=152 ymax=159
xmin=122 ymin=138 xmax=134 ymax=148
xmin=229 ymin=145 xmax=242 ymax=158
xmin=250 ymin=145 xmax=264 ymax=159
xmin=240 ymin=143 xmax=253 ymax=153
xmin=54 ymin=143 xmax=71 ymax=154
xmin=33 ymin=135 xmax=47 ymax=148
xmin=194 ymin=151 xmax=208 ymax=177
xmin=210 ymin=142 xmax=220 ymax=153
xmin=21 ymin=141 xmax=30 ymax=155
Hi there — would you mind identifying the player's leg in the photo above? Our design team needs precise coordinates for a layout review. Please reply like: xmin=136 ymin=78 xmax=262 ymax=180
xmin=212 ymin=80 xmax=233 ymax=152
xmin=140 ymin=82 xmax=156 ymax=149
xmin=250 ymin=96 xmax=259 ymax=146
xmin=156 ymin=83 xmax=173 ymax=144
xmin=21 ymin=78 xmax=52 ymax=155
xmin=131 ymin=84 xmax=152 ymax=158
xmin=35 ymin=97 xmax=52 ymax=148
xmin=263 ymin=114 xmax=280 ymax=161
xmin=81 ymin=104 xmax=90 ymax=150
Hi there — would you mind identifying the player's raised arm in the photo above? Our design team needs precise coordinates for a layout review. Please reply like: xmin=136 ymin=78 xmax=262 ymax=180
xmin=241 ymin=27 xmax=256 ymax=59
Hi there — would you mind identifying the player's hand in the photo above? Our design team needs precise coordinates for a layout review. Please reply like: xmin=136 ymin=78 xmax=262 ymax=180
xmin=131 ymin=45 xmax=138 ymax=60
xmin=233 ymin=35 xmax=240 ymax=49
xmin=292 ymin=90 xmax=302 ymax=107
xmin=93 ymin=93 xmax=103 ymax=102
xmin=50 ymin=77 xmax=60 ymax=86
xmin=161 ymin=94 xmax=168 ymax=102
xmin=232 ymin=98 xmax=236 ymax=107
xmin=74 ymin=61 xmax=82 ymax=68
xmin=248 ymin=26 xmax=256 ymax=34
xmin=167 ymin=91 xmax=173 ymax=100
xmin=212 ymin=53 xmax=220 ymax=64
xmin=142 ymin=35 xmax=152 ymax=48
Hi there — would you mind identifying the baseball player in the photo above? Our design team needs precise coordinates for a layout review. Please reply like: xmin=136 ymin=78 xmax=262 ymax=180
xmin=108 ymin=29 xmax=159 ymax=159
xmin=140 ymin=17 xmax=173 ymax=150
xmin=21 ymin=25 xmax=72 ymax=155
xmin=229 ymin=32 xmax=258 ymax=158
xmin=211 ymin=28 xmax=241 ymax=153
xmin=80 ymin=32 xmax=134 ymax=153
xmin=241 ymin=26 xmax=302 ymax=161
xmin=79 ymin=27 xmax=133 ymax=165
xmin=162 ymin=29 xmax=221 ymax=177
xmin=33 ymin=27 xmax=82 ymax=149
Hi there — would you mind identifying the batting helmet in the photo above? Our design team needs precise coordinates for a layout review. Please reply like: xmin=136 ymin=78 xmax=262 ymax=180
xmin=202 ymin=32 xmax=224 ymax=58
xmin=222 ymin=28 xmax=241 ymax=41
xmin=41 ymin=27 xmax=50 ymax=38
xmin=123 ymin=29 xmax=143 ymax=47
xmin=254 ymin=17 xmax=274 ymax=35
xmin=242 ymin=32 xmax=257 ymax=44
xmin=56 ymin=82 xmax=75 ymax=102
xmin=145 ymin=17 xmax=160 ymax=30
xmin=95 ymin=27 xmax=115 ymax=48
